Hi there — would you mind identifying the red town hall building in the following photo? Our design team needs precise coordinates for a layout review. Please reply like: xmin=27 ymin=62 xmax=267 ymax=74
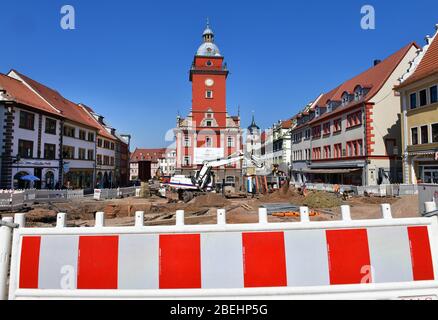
xmin=175 ymin=23 xmax=243 ymax=188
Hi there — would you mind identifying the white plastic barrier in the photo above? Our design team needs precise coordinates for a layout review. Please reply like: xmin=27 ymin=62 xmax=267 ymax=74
xmin=0 ymin=191 xmax=26 ymax=211
xmin=93 ymin=189 xmax=118 ymax=200
xmin=35 ymin=190 xmax=67 ymax=201
xmin=3 ymin=205 xmax=438 ymax=300
xmin=419 ymin=184 xmax=438 ymax=216
xmin=117 ymin=187 xmax=136 ymax=198
xmin=23 ymin=190 xmax=36 ymax=202
xmin=66 ymin=190 xmax=84 ymax=200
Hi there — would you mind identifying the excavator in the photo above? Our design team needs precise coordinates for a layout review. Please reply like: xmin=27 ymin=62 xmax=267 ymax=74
xmin=163 ymin=151 xmax=265 ymax=202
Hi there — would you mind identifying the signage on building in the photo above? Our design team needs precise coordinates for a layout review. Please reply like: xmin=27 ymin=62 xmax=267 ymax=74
xmin=194 ymin=148 xmax=224 ymax=164
xmin=18 ymin=160 xmax=53 ymax=167
xmin=63 ymin=162 xmax=70 ymax=174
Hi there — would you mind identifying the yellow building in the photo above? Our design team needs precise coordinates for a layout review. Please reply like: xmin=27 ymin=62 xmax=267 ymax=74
xmin=396 ymin=24 xmax=438 ymax=184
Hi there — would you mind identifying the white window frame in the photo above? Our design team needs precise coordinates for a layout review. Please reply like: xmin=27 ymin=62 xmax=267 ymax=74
xmin=430 ymin=85 xmax=438 ymax=104
xmin=431 ymin=122 xmax=438 ymax=144
xmin=410 ymin=92 xmax=417 ymax=109
xmin=410 ymin=126 xmax=419 ymax=146
xmin=227 ymin=136 xmax=234 ymax=148
xmin=205 ymin=90 xmax=213 ymax=99
xmin=420 ymin=125 xmax=429 ymax=145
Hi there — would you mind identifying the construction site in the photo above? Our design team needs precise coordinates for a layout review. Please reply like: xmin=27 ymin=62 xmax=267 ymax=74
xmin=0 ymin=183 xmax=421 ymax=228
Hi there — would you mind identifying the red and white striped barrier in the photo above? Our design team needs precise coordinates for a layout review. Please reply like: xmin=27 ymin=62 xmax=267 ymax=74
xmin=3 ymin=206 xmax=438 ymax=300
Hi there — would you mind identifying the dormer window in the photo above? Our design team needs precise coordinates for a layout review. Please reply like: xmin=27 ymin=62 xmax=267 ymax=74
xmin=354 ymin=86 xmax=363 ymax=101
xmin=342 ymin=92 xmax=350 ymax=106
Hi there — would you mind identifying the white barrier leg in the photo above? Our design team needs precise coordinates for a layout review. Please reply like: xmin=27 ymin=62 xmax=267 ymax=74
xmin=14 ymin=214 xmax=25 ymax=228
xmin=258 ymin=208 xmax=268 ymax=224
xmin=0 ymin=217 xmax=13 ymax=300
xmin=380 ymin=204 xmax=393 ymax=219
xmin=176 ymin=210 xmax=185 ymax=226
xmin=300 ymin=207 xmax=310 ymax=223
xmin=56 ymin=213 xmax=66 ymax=228
xmin=95 ymin=212 xmax=105 ymax=227
xmin=341 ymin=205 xmax=352 ymax=221
xmin=135 ymin=211 xmax=144 ymax=227
xmin=425 ymin=202 xmax=437 ymax=215
xmin=217 ymin=209 xmax=226 ymax=225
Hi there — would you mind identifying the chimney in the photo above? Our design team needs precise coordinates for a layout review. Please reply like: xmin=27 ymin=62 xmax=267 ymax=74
xmin=374 ymin=59 xmax=382 ymax=66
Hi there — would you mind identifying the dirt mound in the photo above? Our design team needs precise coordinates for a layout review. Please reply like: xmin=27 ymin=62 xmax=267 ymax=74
xmin=260 ymin=184 xmax=302 ymax=203
xmin=260 ymin=185 xmax=342 ymax=209
xmin=191 ymin=193 xmax=231 ymax=208
xmin=302 ymin=191 xmax=342 ymax=209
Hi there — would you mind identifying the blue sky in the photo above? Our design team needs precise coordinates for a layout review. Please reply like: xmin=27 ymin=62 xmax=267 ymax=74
xmin=1 ymin=0 xmax=437 ymax=149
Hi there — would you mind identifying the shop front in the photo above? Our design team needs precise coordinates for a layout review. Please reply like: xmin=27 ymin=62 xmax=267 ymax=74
xmin=11 ymin=160 xmax=60 ymax=189
xmin=307 ymin=160 xmax=366 ymax=186
xmin=408 ymin=151 xmax=438 ymax=184
xmin=63 ymin=168 xmax=94 ymax=189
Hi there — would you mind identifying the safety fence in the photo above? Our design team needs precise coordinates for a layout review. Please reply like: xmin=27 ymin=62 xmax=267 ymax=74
xmin=0 ymin=190 xmax=35 ymax=212
xmin=419 ymin=184 xmax=438 ymax=216
xmin=293 ymin=183 xmax=418 ymax=197
xmin=0 ymin=187 xmax=139 ymax=211
xmin=93 ymin=187 xmax=138 ymax=200
xmin=1 ymin=203 xmax=438 ymax=300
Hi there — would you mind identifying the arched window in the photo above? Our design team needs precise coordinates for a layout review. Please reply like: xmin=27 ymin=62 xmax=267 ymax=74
xmin=342 ymin=92 xmax=350 ymax=105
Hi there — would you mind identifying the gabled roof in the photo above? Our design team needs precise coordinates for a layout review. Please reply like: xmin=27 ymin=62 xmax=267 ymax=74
xmin=9 ymin=70 xmax=100 ymax=130
xmin=281 ymin=119 xmax=293 ymax=129
xmin=79 ymin=103 xmax=118 ymax=141
xmin=319 ymin=43 xmax=417 ymax=106
xmin=397 ymin=25 xmax=438 ymax=88
xmin=308 ymin=42 xmax=417 ymax=125
xmin=0 ymin=73 xmax=60 ymax=116
xmin=130 ymin=148 xmax=167 ymax=163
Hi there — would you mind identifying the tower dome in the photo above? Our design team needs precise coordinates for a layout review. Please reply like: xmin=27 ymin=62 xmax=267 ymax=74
xmin=196 ymin=20 xmax=221 ymax=57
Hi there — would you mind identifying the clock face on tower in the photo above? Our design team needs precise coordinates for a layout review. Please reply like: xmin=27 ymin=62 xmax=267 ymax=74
xmin=205 ymin=79 xmax=214 ymax=87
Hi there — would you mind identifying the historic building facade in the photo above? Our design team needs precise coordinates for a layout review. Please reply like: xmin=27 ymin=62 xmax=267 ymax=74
xmin=174 ymin=22 xmax=243 ymax=188
xmin=0 ymin=70 xmax=130 ymax=189
xmin=396 ymin=24 xmax=438 ymax=184
xmin=289 ymin=43 xmax=418 ymax=186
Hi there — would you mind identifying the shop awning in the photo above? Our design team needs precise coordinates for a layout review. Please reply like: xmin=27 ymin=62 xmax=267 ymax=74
xmin=301 ymin=168 xmax=362 ymax=174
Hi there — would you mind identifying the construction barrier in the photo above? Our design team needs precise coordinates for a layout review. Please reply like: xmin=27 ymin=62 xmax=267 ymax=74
xmin=293 ymin=183 xmax=418 ymax=197
xmin=419 ymin=184 xmax=438 ymax=216
xmin=2 ymin=205 xmax=438 ymax=300
xmin=94 ymin=187 xmax=138 ymax=200
xmin=117 ymin=187 xmax=137 ymax=198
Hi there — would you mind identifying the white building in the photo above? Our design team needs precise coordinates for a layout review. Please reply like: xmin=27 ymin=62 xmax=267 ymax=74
xmin=80 ymin=104 xmax=118 ymax=188
xmin=0 ymin=73 xmax=63 ymax=189
xmin=1 ymin=70 xmax=129 ymax=189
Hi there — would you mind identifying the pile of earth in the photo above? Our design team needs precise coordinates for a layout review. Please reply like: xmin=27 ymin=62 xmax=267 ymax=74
xmin=302 ymin=191 xmax=342 ymax=209
xmin=190 ymin=193 xmax=231 ymax=208
xmin=260 ymin=184 xmax=342 ymax=209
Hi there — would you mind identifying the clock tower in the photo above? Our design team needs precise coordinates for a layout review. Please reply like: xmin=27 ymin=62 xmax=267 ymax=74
xmin=175 ymin=21 xmax=243 ymax=188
